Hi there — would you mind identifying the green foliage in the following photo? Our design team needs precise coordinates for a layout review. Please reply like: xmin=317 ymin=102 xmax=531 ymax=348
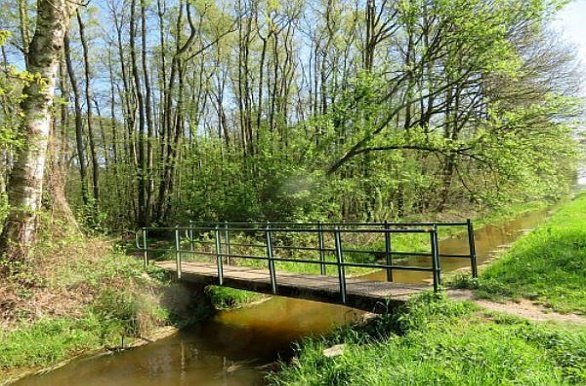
xmin=0 ymin=29 xmax=26 ymax=232
xmin=91 ymin=289 xmax=142 ymax=337
xmin=0 ymin=190 xmax=8 ymax=226
xmin=270 ymin=294 xmax=586 ymax=385
xmin=0 ymin=30 xmax=27 ymax=150
xmin=75 ymin=197 xmax=109 ymax=234
xmin=477 ymin=193 xmax=586 ymax=313
xmin=163 ymin=67 xmax=578 ymax=229
xmin=174 ymin=135 xmax=335 ymax=224
xmin=42 ymin=0 xmax=580 ymax=232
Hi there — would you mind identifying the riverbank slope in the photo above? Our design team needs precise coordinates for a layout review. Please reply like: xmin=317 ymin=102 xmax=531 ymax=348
xmin=462 ymin=193 xmax=586 ymax=314
xmin=0 ymin=218 xmax=215 ymax=384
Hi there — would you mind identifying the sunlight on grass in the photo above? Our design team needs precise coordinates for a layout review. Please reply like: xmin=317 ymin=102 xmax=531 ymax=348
xmin=473 ymin=194 xmax=586 ymax=313
xmin=269 ymin=294 xmax=586 ymax=385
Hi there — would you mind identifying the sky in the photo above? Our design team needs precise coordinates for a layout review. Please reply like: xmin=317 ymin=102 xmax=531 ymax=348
xmin=555 ymin=0 xmax=586 ymax=95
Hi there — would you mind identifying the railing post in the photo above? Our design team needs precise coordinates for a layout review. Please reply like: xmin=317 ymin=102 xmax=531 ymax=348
xmin=384 ymin=220 xmax=393 ymax=282
xmin=434 ymin=226 xmax=441 ymax=287
xmin=188 ymin=220 xmax=194 ymax=252
xmin=318 ymin=222 xmax=326 ymax=275
xmin=430 ymin=225 xmax=440 ymax=292
xmin=265 ymin=222 xmax=277 ymax=294
xmin=334 ymin=226 xmax=347 ymax=304
xmin=214 ymin=225 xmax=224 ymax=285
xmin=142 ymin=227 xmax=148 ymax=268
xmin=467 ymin=219 xmax=478 ymax=278
xmin=175 ymin=225 xmax=182 ymax=279
xmin=224 ymin=220 xmax=231 ymax=265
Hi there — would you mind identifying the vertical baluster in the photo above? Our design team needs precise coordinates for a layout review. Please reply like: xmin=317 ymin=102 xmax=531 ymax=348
xmin=430 ymin=225 xmax=440 ymax=291
xmin=318 ymin=222 xmax=326 ymax=275
xmin=467 ymin=219 xmax=478 ymax=278
xmin=175 ymin=225 xmax=181 ymax=279
xmin=142 ymin=227 xmax=148 ymax=268
xmin=224 ymin=220 xmax=231 ymax=265
xmin=265 ymin=222 xmax=277 ymax=294
xmin=214 ymin=225 xmax=224 ymax=285
xmin=384 ymin=220 xmax=393 ymax=282
xmin=434 ymin=226 xmax=441 ymax=287
xmin=334 ymin=226 xmax=347 ymax=304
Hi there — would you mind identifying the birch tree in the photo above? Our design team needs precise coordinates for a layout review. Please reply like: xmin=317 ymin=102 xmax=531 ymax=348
xmin=0 ymin=0 xmax=77 ymax=265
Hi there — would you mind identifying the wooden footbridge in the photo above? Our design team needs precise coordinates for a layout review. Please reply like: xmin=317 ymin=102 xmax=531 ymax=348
xmin=134 ymin=221 xmax=477 ymax=312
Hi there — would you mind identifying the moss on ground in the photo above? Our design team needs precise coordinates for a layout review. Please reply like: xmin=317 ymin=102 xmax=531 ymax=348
xmin=205 ymin=286 xmax=266 ymax=309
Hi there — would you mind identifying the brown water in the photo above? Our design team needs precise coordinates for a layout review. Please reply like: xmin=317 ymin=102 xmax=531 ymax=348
xmin=14 ymin=208 xmax=552 ymax=386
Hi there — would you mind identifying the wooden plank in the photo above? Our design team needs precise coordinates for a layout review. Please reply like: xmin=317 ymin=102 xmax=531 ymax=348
xmin=155 ymin=261 xmax=429 ymax=312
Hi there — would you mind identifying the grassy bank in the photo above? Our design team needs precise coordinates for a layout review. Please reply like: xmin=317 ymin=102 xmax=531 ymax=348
xmin=456 ymin=193 xmax=586 ymax=314
xmin=270 ymin=293 xmax=586 ymax=385
xmin=0 ymin=221 xmax=214 ymax=380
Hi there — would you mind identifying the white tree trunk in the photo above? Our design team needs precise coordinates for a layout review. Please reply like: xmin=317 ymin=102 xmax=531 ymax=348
xmin=0 ymin=0 xmax=75 ymax=263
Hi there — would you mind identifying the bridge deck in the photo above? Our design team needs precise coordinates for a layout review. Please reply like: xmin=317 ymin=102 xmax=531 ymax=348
xmin=156 ymin=261 xmax=429 ymax=312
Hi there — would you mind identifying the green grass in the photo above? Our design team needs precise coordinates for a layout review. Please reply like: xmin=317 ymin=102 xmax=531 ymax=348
xmin=205 ymin=286 xmax=266 ymax=309
xmin=459 ymin=194 xmax=586 ymax=314
xmin=269 ymin=293 xmax=586 ymax=385
xmin=0 ymin=254 xmax=170 ymax=373
xmin=0 ymin=315 xmax=120 ymax=370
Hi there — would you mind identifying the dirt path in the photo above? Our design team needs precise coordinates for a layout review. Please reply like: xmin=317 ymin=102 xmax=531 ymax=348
xmin=447 ymin=289 xmax=586 ymax=325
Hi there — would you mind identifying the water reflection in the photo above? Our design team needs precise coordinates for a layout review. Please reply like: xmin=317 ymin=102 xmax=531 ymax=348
xmin=14 ymin=334 xmax=264 ymax=386
xmin=14 ymin=297 xmax=361 ymax=386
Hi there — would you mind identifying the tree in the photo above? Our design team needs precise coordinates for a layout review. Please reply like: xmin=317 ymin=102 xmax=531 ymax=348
xmin=0 ymin=0 xmax=77 ymax=266
xmin=1 ymin=0 xmax=578 ymax=231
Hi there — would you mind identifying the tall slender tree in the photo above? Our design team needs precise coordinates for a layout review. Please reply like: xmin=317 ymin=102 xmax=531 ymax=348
xmin=0 ymin=0 xmax=77 ymax=264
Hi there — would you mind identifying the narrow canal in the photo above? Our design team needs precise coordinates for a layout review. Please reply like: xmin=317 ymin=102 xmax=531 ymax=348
xmin=15 ymin=208 xmax=554 ymax=386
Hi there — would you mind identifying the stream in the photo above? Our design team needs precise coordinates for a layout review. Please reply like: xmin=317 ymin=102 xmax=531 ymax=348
xmin=14 ymin=208 xmax=553 ymax=386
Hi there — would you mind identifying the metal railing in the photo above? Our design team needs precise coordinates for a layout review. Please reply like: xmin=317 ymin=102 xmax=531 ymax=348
xmin=134 ymin=220 xmax=477 ymax=304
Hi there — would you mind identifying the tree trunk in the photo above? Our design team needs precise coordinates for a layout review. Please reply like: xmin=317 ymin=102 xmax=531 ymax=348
xmin=130 ymin=0 xmax=148 ymax=226
xmin=0 ymin=0 xmax=76 ymax=265
xmin=64 ymin=32 xmax=89 ymax=208
xmin=77 ymin=11 xmax=100 ymax=208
